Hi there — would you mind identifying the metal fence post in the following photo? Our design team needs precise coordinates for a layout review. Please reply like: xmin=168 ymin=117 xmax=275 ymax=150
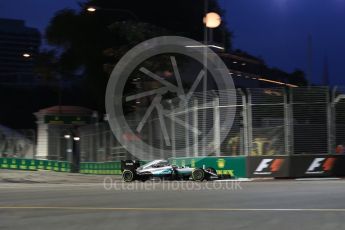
xmin=104 ymin=126 xmax=108 ymax=161
xmin=159 ymin=120 xmax=164 ymax=159
xmin=193 ymin=99 xmax=198 ymax=157
xmin=289 ymin=88 xmax=294 ymax=155
xmin=185 ymin=106 xmax=190 ymax=157
xmin=148 ymin=118 xmax=153 ymax=159
xmin=213 ymin=97 xmax=220 ymax=156
xmin=284 ymin=88 xmax=290 ymax=155
xmin=89 ymin=133 xmax=92 ymax=161
xmin=246 ymin=89 xmax=253 ymax=156
xmin=91 ymin=132 xmax=96 ymax=161
xmin=170 ymin=104 xmax=176 ymax=158
xmin=328 ymin=87 xmax=336 ymax=154
xmin=240 ymin=89 xmax=249 ymax=156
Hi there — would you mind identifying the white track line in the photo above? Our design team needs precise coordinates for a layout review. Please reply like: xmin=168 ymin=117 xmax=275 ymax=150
xmin=295 ymin=178 xmax=341 ymax=181
xmin=0 ymin=207 xmax=344 ymax=212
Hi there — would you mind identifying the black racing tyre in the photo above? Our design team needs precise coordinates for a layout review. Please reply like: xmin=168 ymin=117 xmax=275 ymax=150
xmin=122 ymin=170 xmax=135 ymax=182
xmin=192 ymin=168 xmax=205 ymax=181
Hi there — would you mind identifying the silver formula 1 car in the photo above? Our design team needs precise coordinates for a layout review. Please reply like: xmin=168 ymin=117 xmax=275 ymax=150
xmin=121 ymin=159 xmax=218 ymax=182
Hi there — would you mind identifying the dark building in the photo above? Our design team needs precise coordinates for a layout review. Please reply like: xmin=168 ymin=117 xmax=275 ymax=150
xmin=0 ymin=18 xmax=41 ymax=84
xmin=219 ymin=51 xmax=301 ymax=89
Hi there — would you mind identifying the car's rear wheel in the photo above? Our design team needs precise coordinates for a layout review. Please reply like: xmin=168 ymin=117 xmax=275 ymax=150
xmin=192 ymin=168 xmax=205 ymax=181
xmin=122 ymin=170 xmax=135 ymax=182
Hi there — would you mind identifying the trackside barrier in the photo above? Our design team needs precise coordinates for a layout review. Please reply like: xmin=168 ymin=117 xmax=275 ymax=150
xmin=79 ymin=160 xmax=149 ymax=175
xmin=290 ymin=155 xmax=345 ymax=178
xmin=168 ymin=156 xmax=247 ymax=178
xmin=79 ymin=162 xmax=122 ymax=175
xmin=247 ymin=156 xmax=290 ymax=178
xmin=247 ymin=155 xmax=345 ymax=178
xmin=0 ymin=157 xmax=71 ymax=172
xmin=3 ymin=156 xmax=343 ymax=178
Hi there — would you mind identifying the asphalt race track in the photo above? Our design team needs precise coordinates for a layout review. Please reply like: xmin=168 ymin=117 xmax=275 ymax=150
xmin=0 ymin=179 xmax=345 ymax=230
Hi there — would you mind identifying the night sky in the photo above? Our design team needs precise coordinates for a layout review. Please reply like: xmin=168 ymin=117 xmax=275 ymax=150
xmin=0 ymin=0 xmax=344 ymax=85
xmin=220 ymin=0 xmax=345 ymax=86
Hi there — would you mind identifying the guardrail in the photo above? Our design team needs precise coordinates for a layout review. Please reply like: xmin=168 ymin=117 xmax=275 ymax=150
xmin=0 ymin=157 xmax=70 ymax=172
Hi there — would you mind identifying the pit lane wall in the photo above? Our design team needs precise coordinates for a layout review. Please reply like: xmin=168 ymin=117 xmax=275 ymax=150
xmin=168 ymin=156 xmax=247 ymax=178
xmin=0 ymin=157 xmax=70 ymax=172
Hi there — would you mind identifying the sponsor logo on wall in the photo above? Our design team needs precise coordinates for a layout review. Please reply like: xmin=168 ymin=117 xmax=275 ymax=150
xmin=254 ymin=158 xmax=285 ymax=175
xmin=305 ymin=157 xmax=335 ymax=174
xmin=217 ymin=159 xmax=225 ymax=169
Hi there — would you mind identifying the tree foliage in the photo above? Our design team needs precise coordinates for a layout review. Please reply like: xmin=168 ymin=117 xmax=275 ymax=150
xmin=42 ymin=0 xmax=230 ymax=111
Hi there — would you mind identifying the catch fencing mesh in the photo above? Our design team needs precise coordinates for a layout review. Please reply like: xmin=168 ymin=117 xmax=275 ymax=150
xmin=75 ymin=86 xmax=345 ymax=161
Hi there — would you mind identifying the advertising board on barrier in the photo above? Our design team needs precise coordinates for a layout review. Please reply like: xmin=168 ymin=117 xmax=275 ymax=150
xmin=247 ymin=156 xmax=289 ymax=178
xmin=290 ymin=155 xmax=345 ymax=178
xmin=248 ymin=155 xmax=345 ymax=178
xmin=0 ymin=157 xmax=71 ymax=172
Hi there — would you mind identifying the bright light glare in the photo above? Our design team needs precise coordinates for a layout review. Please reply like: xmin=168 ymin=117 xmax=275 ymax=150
xmin=204 ymin=12 xmax=221 ymax=28
xmin=23 ymin=53 xmax=31 ymax=58
xmin=87 ymin=7 xmax=97 ymax=12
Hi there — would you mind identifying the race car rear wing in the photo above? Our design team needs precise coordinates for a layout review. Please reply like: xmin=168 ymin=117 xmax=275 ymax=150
xmin=121 ymin=160 xmax=141 ymax=172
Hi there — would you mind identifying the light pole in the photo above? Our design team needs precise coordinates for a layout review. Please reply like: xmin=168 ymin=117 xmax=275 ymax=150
xmin=63 ymin=130 xmax=80 ymax=172
xmin=202 ymin=5 xmax=222 ymax=156
xmin=64 ymin=134 xmax=72 ymax=162
xmin=204 ymin=12 xmax=222 ymax=44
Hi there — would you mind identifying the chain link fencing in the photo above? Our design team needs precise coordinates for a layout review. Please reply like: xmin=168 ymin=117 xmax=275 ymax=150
xmin=39 ymin=86 xmax=345 ymax=162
